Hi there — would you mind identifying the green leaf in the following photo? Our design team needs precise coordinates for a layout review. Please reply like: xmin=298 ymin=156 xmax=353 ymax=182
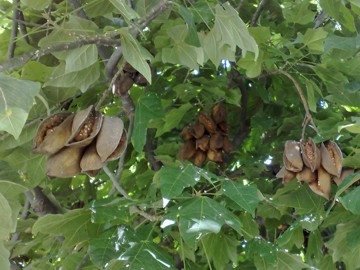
xmin=89 ymin=198 xmax=130 ymax=224
xmin=32 ymin=209 xmax=99 ymax=248
xmin=132 ymin=92 xmax=163 ymax=153
xmin=277 ymin=223 xmax=304 ymax=249
xmin=237 ymin=51 xmax=263 ymax=78
xmin=65 ymin=45 xmax=98 ymax=73
xmin=246 ymin=238 xmax=278 ymax=267
xmin=160 ymin=164 xmax=199 ymax=200
xmin=109 ymin=0 xmax=139 ymax=21
xmin=239 ymin=212 xmax=259 ymax=240
xmin=320 ymin=0 xmax=355 ymax=32
xmin=0 ymin=74 xmax=41 ymax=139
xmin=305 ymin=230 xmax=323 ymax=262
xmin=177 ymin=6 xmax=201 ymax=47
xmin=340 ymin=186 xmax=360 ymax=215
xmin=21 ymin=61 xmax=53 ymax=82
xmin=120 ymin=29 xmax=152 ymax=84
xmin=283 ymin=1 xmax=316 ymax=25
xmin=299 ymin=214 xmax=322 ymax=231
xmin=176 ymin=196 xmax=242 ymax=247
xmin=303 ymin=28 xmax=328 ymax=53
xmin=0 ymin=180 xmax=27 ymax=200
xmin=44 ymin=62 xmax=100 ymax=93
xmin=276 ymin=250 xmax=310 ymax=270
xmin=201 ymin=232 xmax=238 ymax=270
xmin=214 ymin=2 xmax=258 ymax=59
xmin=21 ymin=0 xmax=51 ymax=10
xmin=223 ymin=181 xmax=260 ymax=217
xmin=0 ymin=193 xmax=12 ymax=239
xmin=156 ymin=103 xmax=192 ymax=136
xmin=0 ymin=242 xmax=10 ymax=270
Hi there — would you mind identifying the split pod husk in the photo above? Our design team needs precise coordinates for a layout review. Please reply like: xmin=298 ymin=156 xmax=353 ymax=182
xmin=320 ymin=141 xmax=343 ymax=178
xmin=283 ymin=140 xmax=303 ymax=172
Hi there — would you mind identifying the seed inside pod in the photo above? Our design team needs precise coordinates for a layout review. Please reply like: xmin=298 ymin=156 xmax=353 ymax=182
xmin=178 ymin=140 xmax=196 ymax=160
xmin=198 ymin=113 xmax=217 ymax=134
xmin=320 ymin=141 xmax=343 ymax=178
xmin=300 ymin=138 xmax=321 ymax=172
xmin=283 ymin=140 xmax=303 ymax=172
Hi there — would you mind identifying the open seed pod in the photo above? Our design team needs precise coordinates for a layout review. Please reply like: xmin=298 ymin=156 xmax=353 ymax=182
xmin=210 ymin=133 xmax=224 ymax=150
xmin=283 ymin=140 xmax=303 ymax=172
xmin=334 ymin=168 xmax=354 ymax=186
xmin=207 ymin=149 xmax=222 ymax=162
xmin=66 ymin=105 xmax=103 ymax=148
xmin=317 ymin=166 xmax=331 ymax=200
xmin=276 ymin=166 xmax=296 ymax=184
xmin=196 ymin=136 xmax=210 ymax=151
xmin=181 ymin=126 xmax=193 ymax=140
xmin=300 ymin=138 xmax=321 ymax=172
xmin=106 ymin=132 xmax=127 ymax=162
xmin=33 ymin=112 xmax=74 ymax=155
xmin=320 ymin=141 xmax=343 ymax=178
xmin=46 ymin=147 xmax=83 ymax=178
xmin=194 ymin=150 xmax=206 ymax=167
xmin=80 ymin=143 xmax=103 ymax=174
xmin=190 ymin=123 xmax=205 ymax=139
xmin=179 ymin=140 xmax=196 ymax=160
xmin=308 ymin=181 xmax=329 ymax=200
xmin=296 ymin=167 xmax=316 ymax=183
xmin=211 ymin=103 xmax=227 ymax=124
xmin=198 ymin=113 xmax=217 ymax=134
xmin=96 ymin=116 xmax=124 ymax=162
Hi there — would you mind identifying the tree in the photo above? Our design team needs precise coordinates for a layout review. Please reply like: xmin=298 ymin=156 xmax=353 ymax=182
xmin=1 ymin=0 xmax=360 ymax=269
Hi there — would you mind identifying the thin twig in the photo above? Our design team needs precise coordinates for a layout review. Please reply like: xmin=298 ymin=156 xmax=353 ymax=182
xmin=130 ymin=206 xmax=162 ymax=222
xmin=103 ymin=165 xmax=133 ymax=200
xmin=250 ymin=0 xmax=269 ymax=27
xmin=8 ymin=0 xmax=20 ymax=59
xmin=18 ymin=10 xmax=30 ymax=44
xmin=145 ymin=129 xmax=162 ymax=171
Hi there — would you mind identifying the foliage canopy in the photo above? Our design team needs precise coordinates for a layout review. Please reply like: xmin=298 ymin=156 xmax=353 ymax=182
xmin=1 ymin=0 xmax=360 ymax=269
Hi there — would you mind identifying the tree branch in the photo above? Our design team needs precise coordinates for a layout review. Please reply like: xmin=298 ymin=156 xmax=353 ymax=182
xmin=18 ymin=10 xmax=30 ymax=44
xmin=8 ymin=0 xmax=20 ymax=59
xmin=26 ymin=187 xmax=59 ymax=216
xmin=250 ymin=0 xmax=269 ymax=27
xmin=145 ymin=129 xmax=162 ymax=171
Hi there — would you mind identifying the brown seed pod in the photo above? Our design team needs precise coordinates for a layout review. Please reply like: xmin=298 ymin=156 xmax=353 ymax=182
xmin=317 ymin=166 xmax=331 ymax=200
xmin=223 ymin=137 xmax=233 ymax=153
xmin=296 ymin=167 xmax=316 ymax=183
xmin=114 ymin=74 xmax=134 ymax=96
xmin=80 ymin=143 xmax=103 ymax=173
xmin=196 ymin=136 xmax=210 ymax=151
xmin=123 ymin=62 xmax=136 ymax=73
xmin=211 ymin=103 xmax=227 ymax=124
xmin=283 ymin=140 xmax=303 ymax=172
xmin=66 ymin=106 xmax=103 ymax=148
xmin=209 ymin=133 xmax=224 ymax=150
xmin=198 ymin=113 xmax=217 ymax=134
xmin=46 ymin=147 xmax=83 ymax=178
xmin=190 ymin=123 xmax=205 ymax=139
xmin=308 ymin=181 xmax=329 ymax=200
xmin=300 ymin=138 xmax=321 ymax=172
xmin=207 ymin=149 xmax=223 ymax=162
xmin=178 ymin=140 xmax=196 ymax=160
xmin=194 ymin=150 xmax=206 ymax=167
xmin=134 ymin=73 xmax=148 ymax=86
xmin=96 ymin=116 xmax=124 ymax=162
xmin=320 ymin=141 xmax=343 ymax=178
xmin=106 ymin=132 xmax=127 ymax=161
xmin=181 ymin=126 xmax=193 ymax=141
xmin=333 ymin=168 xmax=354 ymax=186
xmin=276 ymin=166 xmax=296 ymax=184
xmin=218 ymin=121 xmax=228 ymax=134
xmin=33 ymin=112 xmax=74 ymax=155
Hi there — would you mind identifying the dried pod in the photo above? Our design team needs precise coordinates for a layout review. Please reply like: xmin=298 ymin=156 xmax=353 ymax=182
xmin=196 ymin=136 xmax=210 ymax=151
xmin=33 ymin=112 xmax=74 ymax=155
xmin=198 ymin=113 xmax=217 ymax=134
xmin=114 ymin=74 xmax=134 ymax=96
xmin=134 ymin=73 xmax=148 ymax=86
xmin=317 ymin=166 xmax=331 ymax=200
xmin=181 ymin=126 xmax=193 ymax=141
xmin=80 ymin=143 xmax=104 ymax=172
xmin=223 ymin=137 xmax=233 ymax=153
xmin=46 ymin=147 xmax=83 ymax=178
xmin=320 ymin=141 xmax=343 ymax=177
xmin=334 ymin=168 xmax=354 ymax=186
xmin=66 ymin=106 xmax=103 ymax=148
xmin=308 ymin=181 xmax=329 ymax=200
xmin=283 ymin=140 xmax=303 ymax=172
xmin=300 ymin=138 xmax=321 ymax=172
xmin=209 ymin=133 xmax=224 ymax=150
xmin=211 ymin=103 xmax=227 ymax=124
xmin=207 ymin=149 xmax=223 ymax=162
xmin=96 ymin=116 xmax=124 ymax=162
xmin=84 ymin=170 xmax=101 ymax=177
xmin=194 ymin=150 xmax=206 ymax=167
xmin=106 ymin=132 xmax=127 ymax=161
xmin=123 ymin=62 xmax=136 ymax=73
xmin=190 ymin=123 xmax=205 ymax=139
xmin=296 ymin=167 xmax=316 ymax=183
xmin=276 ymin=166 xmax=296 ymax=184
xmin=178 ymin=140 xmax=196 ymax=160
xmin=218 ymin=121 xmax=228 ymax=134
